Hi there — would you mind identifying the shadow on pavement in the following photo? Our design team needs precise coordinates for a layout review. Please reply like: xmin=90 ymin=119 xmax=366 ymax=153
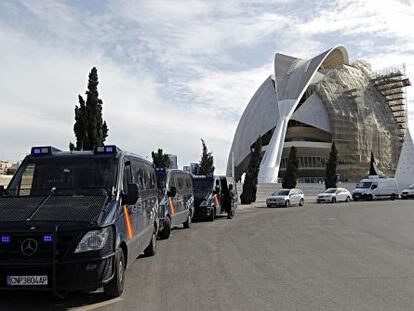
xmin=0 ymin=290 xmax=119 ymax=311
xmin=192 ymin=215 xmax=231 ymax=223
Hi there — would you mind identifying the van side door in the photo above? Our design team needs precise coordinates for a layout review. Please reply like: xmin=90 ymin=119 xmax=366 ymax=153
xmin=131 ymin=159 xmax=149 ymax=253
xmin=145 ymin=166 xmax=158 ymax=235
xmin=167 ymin=172 xmax=178 ymax=225
xmin=122 ymin=159 xmax=140 ymax=259
xmin=137 ymin=162 xmax=154 ymax=248
xmin=371 ymin=183 xmax=378 ymax=198
xmin=215 ymin=178 xmax=223 ymax=213
xmin=176 ymin=174 xmax=186 ymax=223
xmin=184 ymin=175 xmax=194 ymax=217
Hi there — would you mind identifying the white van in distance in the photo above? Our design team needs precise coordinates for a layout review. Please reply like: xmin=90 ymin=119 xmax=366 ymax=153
xmin=352 ymin=176 xmax=398 ymax=201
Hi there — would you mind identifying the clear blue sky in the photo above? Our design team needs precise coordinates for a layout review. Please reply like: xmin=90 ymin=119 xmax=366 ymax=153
xmin=0 ymin=0 xmax=413 ymax=173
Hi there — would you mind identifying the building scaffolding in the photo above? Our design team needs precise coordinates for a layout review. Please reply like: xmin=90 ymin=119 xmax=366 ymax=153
xmin=371 ymin=67 xmax=411 ymax=142
xmin=313 ymin=62 xmax=406 ymax=181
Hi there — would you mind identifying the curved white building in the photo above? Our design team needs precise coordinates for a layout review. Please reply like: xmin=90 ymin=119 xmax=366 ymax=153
xmin=395 ymin=130 xmax=414 ymax=191
xmin=228 ymin=46 xmax=409 ymax=183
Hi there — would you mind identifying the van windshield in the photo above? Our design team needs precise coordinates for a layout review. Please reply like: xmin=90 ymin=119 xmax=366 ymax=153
xmin=6 ymin=156 xmax=118 ymax=197
xmin=356 ymin=182 xmax=372 ymax=189
xmin=156 ymin=171 xmax=167 ymax=194
xmin=192 ymin=177 xmax=214 ymax=199
xmin=325 ymin=189 xmax=337 ymax=193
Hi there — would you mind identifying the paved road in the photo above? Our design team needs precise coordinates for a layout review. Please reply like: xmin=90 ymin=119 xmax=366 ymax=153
xmin=3 ymin=200 xmax=414 ymax=310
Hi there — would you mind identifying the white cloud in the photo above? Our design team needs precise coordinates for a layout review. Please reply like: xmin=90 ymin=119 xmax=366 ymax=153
xmin=0 ymin=21 xmax=235 ymax=173
xmin=187 ymin=64 xmax=272 ymax=119
xmin=300 ymin=0 xmax=413 ymax=36
xmin=1 ymin=0 xmax=414 ymax=174
xmin=115 ymin=0 xmax=293 ymax=66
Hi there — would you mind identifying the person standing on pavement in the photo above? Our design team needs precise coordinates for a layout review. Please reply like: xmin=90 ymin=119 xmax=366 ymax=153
xmin=221 ymin=179 xmax=232 ymax=219
xmin=228 ymin=184 xmax=235 ymax=218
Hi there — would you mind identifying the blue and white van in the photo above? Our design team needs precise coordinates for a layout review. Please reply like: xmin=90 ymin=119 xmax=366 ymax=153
xmin=192 ymin=175 xmax=237 ymax=221
xmin=0 ymin=145 xmax=158 ymax=297
xmin=156 ymin=168 xmax=194 ymax=239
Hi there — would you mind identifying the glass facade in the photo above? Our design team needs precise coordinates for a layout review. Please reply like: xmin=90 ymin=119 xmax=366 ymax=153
xmin=280 ymin=156 xmax=327 ymax=169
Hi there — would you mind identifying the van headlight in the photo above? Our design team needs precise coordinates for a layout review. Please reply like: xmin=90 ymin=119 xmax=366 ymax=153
xmin=74 ymin=227 xmax=110 ymax=253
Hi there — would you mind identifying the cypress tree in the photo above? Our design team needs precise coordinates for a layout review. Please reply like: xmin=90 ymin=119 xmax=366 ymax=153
xmin=198 ymin=139 xmax=215 ymax=175
xmin=151 ymin=149 xmax=171 ymax=168
xmin=282 ymin=146 xmax=299 ymax=189
xmin=240 ymin=136 xmax=262 ymax=204
xmin=240 ymin=176 xmax=253 ymax=204
xmin=71 ymin=67 xmax=108 ymax=150
xmin=369 ymin=151 xmax=377 ymax=175
xmin=73 ymin=95 xmax=87 ymax=150
xmin=325 ymin=142 xmax=338 ymax=189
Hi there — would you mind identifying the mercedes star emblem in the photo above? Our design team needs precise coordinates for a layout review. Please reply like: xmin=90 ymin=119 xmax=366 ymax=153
xmin=21 ymin=238 xmax=38 ymax=256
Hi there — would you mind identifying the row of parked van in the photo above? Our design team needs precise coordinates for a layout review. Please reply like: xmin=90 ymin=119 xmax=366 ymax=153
xmin=0 ymin=145 xmax=237 ymax=298
xmin=155 ymin=167 xmax=237 ymax=239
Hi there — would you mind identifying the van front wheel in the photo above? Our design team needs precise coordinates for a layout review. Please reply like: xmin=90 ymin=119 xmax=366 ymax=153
xmin=104 ymin=249 xmax=125 ymax=298
xmin=208 ymin=208 xmax=215 ymax=221
xmin=183 ymin=212 xmax=191 ymax=228
xmin=391 ymin=194 xmax=396 ymax=200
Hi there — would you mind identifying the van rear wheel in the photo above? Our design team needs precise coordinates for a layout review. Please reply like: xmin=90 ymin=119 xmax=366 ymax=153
xmin=208 ymin=208 xmax=215 ymax=221
xmin=391 ymin=194 xmax=396 ymax=200
xmin=104 ymin=249 xmax=125 ymax=298
xmin=158 ymin=217 xmax=171 ymax=240
xmin=183 ymin=212 xmax=191 ymax=228
xmin=144 ymin=228 xmax=157 ymax=257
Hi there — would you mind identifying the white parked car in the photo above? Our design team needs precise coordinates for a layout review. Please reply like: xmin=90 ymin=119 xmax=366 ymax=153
xmin=401 ymin=184 xmax=414 ymax=199
xmin=317 ymin=188 xmax=352 ymax=203
xmin=266 ymin=189 xmax=304 ymax=208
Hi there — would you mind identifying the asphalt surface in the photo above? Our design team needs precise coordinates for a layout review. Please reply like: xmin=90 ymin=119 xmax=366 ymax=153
xmin=3 ymin=200 xmax=414 ymax=310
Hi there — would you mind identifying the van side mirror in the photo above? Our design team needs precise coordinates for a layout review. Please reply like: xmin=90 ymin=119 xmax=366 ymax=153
xmin=167 ymin=186 xmax=177 ymax=197
xmin=123 ymin=183 xmax=140 ymax=205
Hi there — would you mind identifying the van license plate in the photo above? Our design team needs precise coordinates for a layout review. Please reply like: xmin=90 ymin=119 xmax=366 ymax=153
xmin=7 ymin=275 xmax=48 ymax=286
